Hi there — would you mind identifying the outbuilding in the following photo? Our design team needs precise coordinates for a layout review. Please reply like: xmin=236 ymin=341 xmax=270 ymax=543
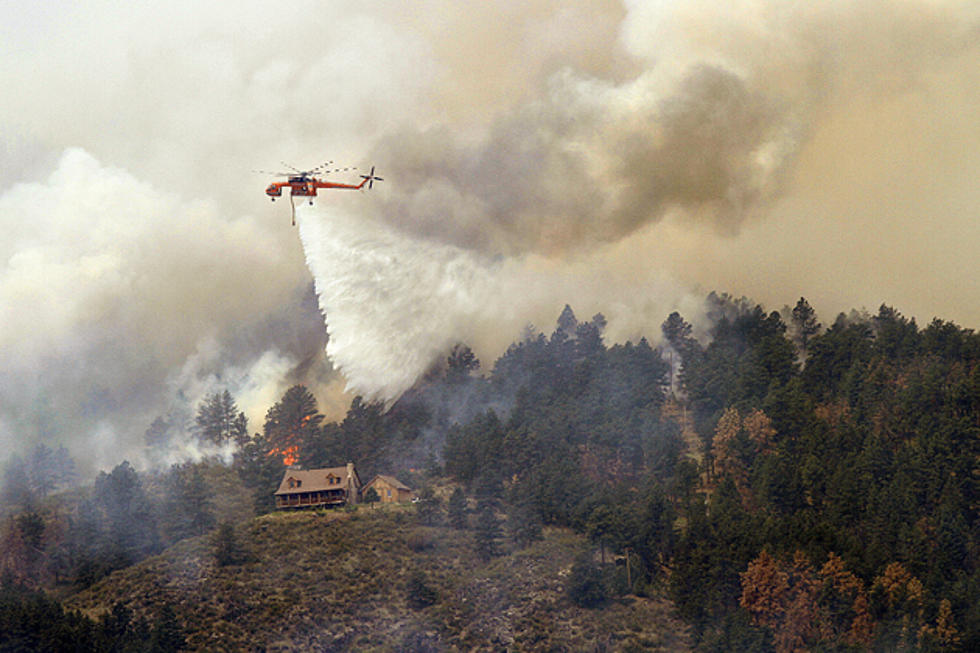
xmin=362 ymin=475 xmax=412 ymax=503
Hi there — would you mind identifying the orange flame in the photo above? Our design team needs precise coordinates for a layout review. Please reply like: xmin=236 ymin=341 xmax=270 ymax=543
xmin=268 ymin=445 xmax=300 ymax=466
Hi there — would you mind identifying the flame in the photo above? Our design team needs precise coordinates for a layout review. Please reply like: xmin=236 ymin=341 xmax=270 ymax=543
xmin=269 ymin=445 xmax=300 ymax=466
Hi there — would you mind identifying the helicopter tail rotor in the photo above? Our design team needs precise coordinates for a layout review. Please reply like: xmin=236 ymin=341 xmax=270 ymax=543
xmin=360 ymin=166 xmax=384 ymax=189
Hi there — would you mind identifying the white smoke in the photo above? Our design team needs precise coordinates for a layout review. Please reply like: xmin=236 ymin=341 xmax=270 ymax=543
xmin=140 ymin=341 xmax=297 ymax=468
xmin=0 ymin=149 xmax=311 ymax=472
xmin=1 ymin=0 xmax=978 ymax=471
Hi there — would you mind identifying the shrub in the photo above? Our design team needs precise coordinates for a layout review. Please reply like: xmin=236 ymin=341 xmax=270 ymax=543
xmin=567 ymin=553 xmax=607 ymax=608
xmin=406 ymin=570 xmax=437 ymax=609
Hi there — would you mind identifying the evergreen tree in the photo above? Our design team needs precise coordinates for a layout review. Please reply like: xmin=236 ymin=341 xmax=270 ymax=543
xmin=144 ymin=416 xmax=173 ymax=450
xmin=791 ymin=297 xmax=821 ymax=359
xmin=474 ymin=501 xmax=502 ymax=561
xmin=212 ymin=521 xmax=246 ymax=567
xmin=233 ymin=432 xmax=284 ymax=514
xmin=415 ymin=485 xmax=442 ymax=526
xmin=508 ymin=501 xmax=542 ymax=548
xmin=662 ymin=310 xmax=701 ymax=367
xmin=446 ymin=343 xmax=480 ymax=383
xmin=363 ymin=487 xmax=381 ymax=506
xmin=338 ymin=396 xmax=386 ymax=472
xmin=264 ymin=385 xmax=323 ymax=465
xmin=149 ymin=604 xmax=186 ymax=652
xmin=195 ymin=390 xmax=245 ymax=446
xmin=556 ymin=304 xmax=579 ymax=337
xmin=166 ymin=463 xmax=215 ymax=541
xmin=92 ymin=461 xmax=160 ymax=566
xmin=447 ymin=487 xmax=467 ymax=529
xmin=1 ymin=455 xmax=34 ymax=509
xmin=25 ymin=443 xmax=57 ymax=499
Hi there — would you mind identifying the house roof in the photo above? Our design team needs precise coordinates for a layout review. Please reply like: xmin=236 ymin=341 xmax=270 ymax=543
xmin=274 ymin=465 xmax=360 ymax=496
xmin=366 ymin=475 xmax=411 ymax=491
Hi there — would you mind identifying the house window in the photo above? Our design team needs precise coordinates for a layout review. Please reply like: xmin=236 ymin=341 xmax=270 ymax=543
xmin=296 ymin=480 xmax=302 ymax=488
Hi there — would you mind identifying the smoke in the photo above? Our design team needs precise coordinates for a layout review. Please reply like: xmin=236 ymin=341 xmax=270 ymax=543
xmin=296 ymin=199 xmax=705 ymax=401
xmin=371 ymin=63 xmax=795 ymax=255
xmin=1 ymin=1 xmax=978 ymax=470
xmin=0 ymin=149 xmax=319 ymax=472
xmin=369 ymin=1 xmax=976 ymax=256
xmin=296 ymin=0 xmax=979 ymax=400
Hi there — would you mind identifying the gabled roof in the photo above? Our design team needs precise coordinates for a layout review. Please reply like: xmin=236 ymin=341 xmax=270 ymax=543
xmin=274 ymin=465 xmax=359 ymax=496
xmin=365 ymin=475 xmax=411 ymax=491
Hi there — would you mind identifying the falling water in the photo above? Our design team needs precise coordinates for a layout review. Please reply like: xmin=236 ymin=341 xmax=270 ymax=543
xmin=295 ymin=203 xmax=493 ymax=402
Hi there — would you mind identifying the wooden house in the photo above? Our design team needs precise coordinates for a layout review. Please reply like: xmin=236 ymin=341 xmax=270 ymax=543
xmin=274 ymin=463 xmax=361 ymax=510
xmin=362 ymin=475 xmax=412 ymax=503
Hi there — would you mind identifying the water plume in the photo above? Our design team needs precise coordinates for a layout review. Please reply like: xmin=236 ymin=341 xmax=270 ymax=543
xmin=295 ymin=203 xmax=495 ymax=401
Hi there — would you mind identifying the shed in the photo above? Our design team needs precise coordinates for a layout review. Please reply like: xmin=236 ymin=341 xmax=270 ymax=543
xmin=363 ymin=475 xmax=412 ymax=503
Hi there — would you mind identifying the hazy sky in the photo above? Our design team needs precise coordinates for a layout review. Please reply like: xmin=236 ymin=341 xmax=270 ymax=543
xmin=2 ymin=1 xmax=978 ymax=471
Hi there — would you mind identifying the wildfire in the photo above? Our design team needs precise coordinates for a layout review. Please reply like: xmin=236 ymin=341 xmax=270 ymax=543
xmin=269 ymin=445 xmax=300 ymax=466
xmin=267 ymin=413 xmax=314 ymax=466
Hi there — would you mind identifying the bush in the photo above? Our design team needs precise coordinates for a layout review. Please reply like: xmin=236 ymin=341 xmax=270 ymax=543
xmin=567 ymin=553 xmax=607 ymax=608
xmin=406 ymin=570 xmax=437 ymax=609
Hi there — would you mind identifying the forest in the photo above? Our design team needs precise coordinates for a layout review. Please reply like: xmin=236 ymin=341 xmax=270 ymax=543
xmin=1 ymin=293 xmax=978 ymax=651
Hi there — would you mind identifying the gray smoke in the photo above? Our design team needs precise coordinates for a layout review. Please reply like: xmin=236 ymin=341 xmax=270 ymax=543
xmin=1 ymin=0 xmax=978 ymax=473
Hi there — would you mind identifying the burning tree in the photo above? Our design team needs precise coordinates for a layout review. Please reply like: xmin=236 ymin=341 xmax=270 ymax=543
xmin=263 ymin=385 xmax=324 ymax=466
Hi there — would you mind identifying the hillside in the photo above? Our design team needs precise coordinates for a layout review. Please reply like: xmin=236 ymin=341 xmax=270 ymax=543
xmin=64 ymin=506 xmax=690 ymax=651
xmin=7 ymin=296 xmax=980 ymax=650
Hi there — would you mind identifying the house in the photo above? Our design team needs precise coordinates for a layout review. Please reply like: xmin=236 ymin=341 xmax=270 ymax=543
xmin=274 ymin=462 xmax=361 ymax=510
xmin=362 ymin=475 xmax=412 ymax=504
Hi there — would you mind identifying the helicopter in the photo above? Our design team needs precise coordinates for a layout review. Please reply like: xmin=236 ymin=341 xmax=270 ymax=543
xmin=258 ymin=161 xmax=383 ymax=225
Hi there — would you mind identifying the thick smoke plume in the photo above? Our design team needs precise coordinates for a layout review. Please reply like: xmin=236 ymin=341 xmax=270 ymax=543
xmin=364 ymin=1 xmax=977 ymax=259
xmin=1 ymin=1 xmax=978 ymax=470
xmin=372 ymin=63 xmax=794 ymax=255
xmin=297 ymin=0 xmax=979 ymax=400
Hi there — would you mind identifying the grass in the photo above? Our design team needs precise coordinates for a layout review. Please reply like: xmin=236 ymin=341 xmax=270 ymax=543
xmin=64 ymin=505 xmax=690 ymax=651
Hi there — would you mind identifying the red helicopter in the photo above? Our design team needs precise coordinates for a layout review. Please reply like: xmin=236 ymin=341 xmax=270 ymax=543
xmin=258 ymin=161 xmax=383 ymax=224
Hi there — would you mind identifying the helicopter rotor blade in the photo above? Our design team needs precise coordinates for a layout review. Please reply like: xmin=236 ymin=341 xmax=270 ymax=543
xmin=360 ymin=165 xmax=383 ymax=189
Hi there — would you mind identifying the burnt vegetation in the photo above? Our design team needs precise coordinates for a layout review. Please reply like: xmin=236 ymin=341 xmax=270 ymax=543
xmin=2 ymin=293 xmax=980 ymax=650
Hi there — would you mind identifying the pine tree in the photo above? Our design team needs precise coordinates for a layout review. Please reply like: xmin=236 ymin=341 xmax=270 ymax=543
xmin=233 ymin=432 xmax=284 ymax=514
xmin=508 ymin=501 xmax=542 ymax=548
xmin=446 ymin=343 xmax=480 ymax=383
xmin=448 ymin=487 xmax=467 ymax=529
xmin=167 ymin=464 xmax=215 ymax=541
xmin=212 ymin=521 xmax=246 ymax=567
xmin=196 ymin=390 xmax=245 ymax=446
xmin=363 ymin=487 xmax=380 ymax=506
xmin=415 ymin=485 xmax=442 ymax=526
xmin=149 ymin=604 xmax=186 ymax=652
xmin=791 ymin=297 xmax=821 ymax=359
xmin=264 ymin=385 xmax=324 ymax=466
xmin=93 ymin=461 xmax=160 ymax=565
xmin=474 ymin=502 xmax=501 ymax=561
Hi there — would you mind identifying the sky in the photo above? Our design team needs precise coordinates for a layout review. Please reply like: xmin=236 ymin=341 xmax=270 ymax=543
xmin=1 ymin=0 xmax=978 ymax=473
